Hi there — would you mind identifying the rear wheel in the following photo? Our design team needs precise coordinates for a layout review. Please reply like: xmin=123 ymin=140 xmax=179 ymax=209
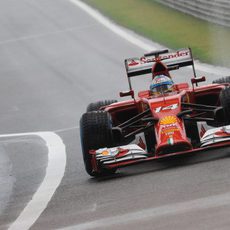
xmin=80 ymin=111 xmax=116 ymax=177
xmin=212 ymin=76 xmax=230 ymax=84
xmin=87 ymin=100 xmax=117 ymax=112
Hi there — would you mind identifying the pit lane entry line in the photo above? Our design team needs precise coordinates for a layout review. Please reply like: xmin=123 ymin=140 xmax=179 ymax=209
xmin=0 ymin=132 xmax=66 ymax=230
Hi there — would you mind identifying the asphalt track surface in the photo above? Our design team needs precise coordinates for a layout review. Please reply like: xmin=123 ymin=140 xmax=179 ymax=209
xmin=1 ymin=0 xmax=230 ymax=229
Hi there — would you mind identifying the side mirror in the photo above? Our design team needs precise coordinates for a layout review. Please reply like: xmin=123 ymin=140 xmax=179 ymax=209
xmin=120 ymin=90 xmax=134 ymax=98
xmin=191 ymin=76 xmax=206 ymax=85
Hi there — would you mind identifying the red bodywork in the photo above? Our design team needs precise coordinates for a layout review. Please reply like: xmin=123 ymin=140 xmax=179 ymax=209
xmin=90 ymin=83 xmax=227 ymax=172
xmin=87 ymin=48 xmax=230 ymax=173
xmin=147 ymin=92 xmax=192 ymax=154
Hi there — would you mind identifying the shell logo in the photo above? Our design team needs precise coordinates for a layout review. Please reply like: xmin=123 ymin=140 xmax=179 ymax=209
xmin=160 ymin=116 xmax=178 ymax=125
xmin=101 ymin=150 xmax=109 ymax=156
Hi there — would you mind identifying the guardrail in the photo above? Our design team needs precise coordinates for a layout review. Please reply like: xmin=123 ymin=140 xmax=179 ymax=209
xmin=155 ymin=0 xmax=230 ymax=27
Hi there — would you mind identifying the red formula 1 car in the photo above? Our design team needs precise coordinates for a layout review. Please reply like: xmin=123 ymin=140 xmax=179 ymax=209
xmin=80 ymin=48 xmax=230 ymax=177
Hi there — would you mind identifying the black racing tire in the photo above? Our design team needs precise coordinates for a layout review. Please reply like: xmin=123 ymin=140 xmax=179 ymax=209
xmin=220 ymin=87 xmax=230 ymax=125
xmin=184 ymin=120 xmax=200 ymax=147
xmin=80 ymin=111 xmax=116 ymax=177
xmin=212 ymin=76 xmax=230 ymax=84
xmin=87 ymin=100 xmax=118 ymax=112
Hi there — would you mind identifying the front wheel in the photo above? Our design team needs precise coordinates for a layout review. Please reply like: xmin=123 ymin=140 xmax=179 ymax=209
xmin=80 ymin=111 xmax=116 ymax=177
xmin=220 ymin=87 xmax=230 ymax=125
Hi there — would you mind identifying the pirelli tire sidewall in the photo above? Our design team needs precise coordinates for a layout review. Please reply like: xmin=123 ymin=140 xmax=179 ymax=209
xmin=86 ymin=100 xmax=118 ymax=112
xmin=80 ymin=111 xmax=116 ymax=176
xmin=220 ymin=87 xmax=230 ymax=125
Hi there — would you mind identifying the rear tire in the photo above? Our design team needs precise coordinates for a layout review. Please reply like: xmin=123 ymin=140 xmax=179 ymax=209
xmin=212 ymin=76 xmax=230 ymax=84
xmin=80 ymin=111 xmax=116 ymax=177
xmin=87 ymin=100 xmax=117 ymax=112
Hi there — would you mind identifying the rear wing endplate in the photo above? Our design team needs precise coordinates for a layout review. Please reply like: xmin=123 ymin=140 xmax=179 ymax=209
xmin=125 ymin=48 xmax=195 ymax=77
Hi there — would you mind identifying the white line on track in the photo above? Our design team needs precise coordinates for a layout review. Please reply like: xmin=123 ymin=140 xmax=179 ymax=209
xmin=2 ymin=132 xmax=66 ymax=230
xmin=69 ymin=0 xmax=230 ymax=76
xmin=63 ymin=1 xmax=230 ymax=228
xmin=69 ymin=0 xmax=154 ymax=51
xmin=4 ymin=1 xmax=229 ymax=229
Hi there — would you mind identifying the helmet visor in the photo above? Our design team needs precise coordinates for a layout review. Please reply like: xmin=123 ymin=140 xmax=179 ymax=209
xmin=150 ymin=80 xmax=173 ymax=94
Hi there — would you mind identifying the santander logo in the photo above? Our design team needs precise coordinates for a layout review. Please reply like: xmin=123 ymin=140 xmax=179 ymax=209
xmin=140 ymin=50 xmax=189 ymax=64
xmin=127 ymin=50 xmax=189 ymax=67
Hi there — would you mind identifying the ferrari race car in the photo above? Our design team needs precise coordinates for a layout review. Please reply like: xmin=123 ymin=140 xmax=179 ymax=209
xmin=80 ymin=48 xmax=230 ymax=177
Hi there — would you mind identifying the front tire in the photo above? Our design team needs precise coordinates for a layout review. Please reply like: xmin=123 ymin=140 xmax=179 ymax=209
xmin=220 ymin=87 xmax=230 ymax=125
xmin=80 ymin=111 xmax=116 ymax=177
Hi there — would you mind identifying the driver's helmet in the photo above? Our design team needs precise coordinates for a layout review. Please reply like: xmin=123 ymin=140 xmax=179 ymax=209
xmin=150 ymin=75 xmax=174 ymax=95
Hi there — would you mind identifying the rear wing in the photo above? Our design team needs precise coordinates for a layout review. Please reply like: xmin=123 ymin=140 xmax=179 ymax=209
xmin=125 ymin=48 xmax=195 ymax=77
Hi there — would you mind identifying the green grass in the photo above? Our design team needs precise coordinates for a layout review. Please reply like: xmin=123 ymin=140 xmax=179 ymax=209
xmin=85 ymin=0 xmax=230 ymax=67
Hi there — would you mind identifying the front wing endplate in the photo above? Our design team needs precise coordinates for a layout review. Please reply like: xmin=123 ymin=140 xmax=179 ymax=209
xmin=94 ymin=144 xmax=148 ymax=165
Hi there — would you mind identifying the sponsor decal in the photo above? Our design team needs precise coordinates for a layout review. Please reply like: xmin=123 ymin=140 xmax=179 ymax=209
xmin=95 ymin=144 xmax=149 ymax=164
xmin=160 ymin=116 xmax=178 ymax=125
xmin=128 ymin=59 xmax=140 ymax=66
xmin=101 ymin=150 xmax=109 ymax=156
xmin=155 ymin=103 xmax=178 ymax=113
xmin=161 ymin=125 xmax=179 ymax=135
xmin=97 ymin=148 xmax=118 ymax=157
xmin=127 ymin=50 xmax=190 ymax=67
xmin=139 ymin=50 xmax=190 ymax=64
xmin=116 ymin=148 xmax=129 ymax=157
xmin=96 ymin=147 xmax=129 ymax=158
xmin=160 ymin=116 xmax=180 ymax=137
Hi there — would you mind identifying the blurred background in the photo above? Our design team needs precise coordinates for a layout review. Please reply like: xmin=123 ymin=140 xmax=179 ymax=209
xmin=85 ymin=0 xmax=230 ymax=67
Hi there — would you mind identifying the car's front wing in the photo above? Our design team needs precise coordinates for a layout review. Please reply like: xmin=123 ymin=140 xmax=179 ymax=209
xmin=90 ymin=126 xmax=230 ymax=172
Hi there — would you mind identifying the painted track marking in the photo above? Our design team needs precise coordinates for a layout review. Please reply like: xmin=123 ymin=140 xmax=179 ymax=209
xmin=3 ymin=0 xmax=230 ymax=229
xmin=2 ymin=132 xmax=66 ymax=230
xmin=64 ymin=1 xmax=230 ymax=229
xmin=69 ymin=0 xmax=154 ymax=51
